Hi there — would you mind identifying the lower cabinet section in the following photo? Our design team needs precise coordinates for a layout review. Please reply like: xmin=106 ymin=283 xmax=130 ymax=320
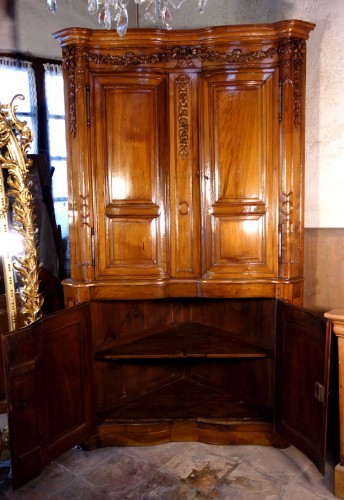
xmin=91 ymin=298 xmax=275 ymax=448
xmin=3 ymin=297 xmax=332 ymax=488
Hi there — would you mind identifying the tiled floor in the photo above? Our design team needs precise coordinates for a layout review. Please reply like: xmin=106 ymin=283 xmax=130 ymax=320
xmin=0 ymin=437 xmax=339 ymax=499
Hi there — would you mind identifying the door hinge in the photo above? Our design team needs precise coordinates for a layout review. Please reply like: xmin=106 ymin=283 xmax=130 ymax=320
xmin=91 ymin=226 xmax=95 ymax=267
xmin=86 ymin=85 xmax=90 ymax=127
xmin=278 ymin=80 xmax=283 ymax=122
xmin=315 ymin=381 xmax=325 ymax=403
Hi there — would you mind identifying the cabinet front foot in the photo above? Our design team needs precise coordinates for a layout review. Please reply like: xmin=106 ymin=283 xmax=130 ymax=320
xmin=95 ymin=419 xmax=281 ymax=448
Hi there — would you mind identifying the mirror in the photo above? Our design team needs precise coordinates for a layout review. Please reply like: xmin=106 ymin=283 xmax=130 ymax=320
xmin=0 ymin=95 xmax=43 ymax=332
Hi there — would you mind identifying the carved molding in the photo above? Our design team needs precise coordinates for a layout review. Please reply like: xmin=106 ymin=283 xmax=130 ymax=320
xmin=280 ymin=191 xmax=294 ymax=265
xmin=63 ymin=45 xmax=279 ymax=135
xmin=278 ymin=38 xmax=306 ymax=128
xmin=62 ymin=46 xmax=77 ymax=136
xmin=175 ymin=74 xmax=191 ymax=160
xmin=62 ymin=40 xmax=307 ymax=135
xmin=80 ymin=193 xmax=91 ymax=227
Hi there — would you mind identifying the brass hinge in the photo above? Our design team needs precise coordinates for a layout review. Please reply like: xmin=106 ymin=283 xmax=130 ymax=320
xmin=91 ymin=226 xmax=95 ymax=267
xmin=278 ymin=80 xmax=283 ymax=122
xmin=86 ymin=85 xmax=90 ymax=127
xmin=315 ymin=381 xmax=325 ymax=403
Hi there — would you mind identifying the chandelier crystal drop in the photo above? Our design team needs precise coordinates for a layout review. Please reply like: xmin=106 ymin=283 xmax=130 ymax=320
xmin=47 ymin=0 xmax=208 ymax=37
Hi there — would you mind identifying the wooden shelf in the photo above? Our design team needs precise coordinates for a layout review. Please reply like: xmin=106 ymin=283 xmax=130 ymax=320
xmin=96 ymin=378 xmax=272 ymax=421
xmin=94 ymin=322 xmax=273 ymax=361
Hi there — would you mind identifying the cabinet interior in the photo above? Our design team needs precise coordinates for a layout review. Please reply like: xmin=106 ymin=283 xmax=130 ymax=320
xmin=90 ymin=298 xmax=276 ymax=431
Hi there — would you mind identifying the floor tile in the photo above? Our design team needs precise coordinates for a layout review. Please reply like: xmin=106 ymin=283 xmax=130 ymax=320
xmin=48 ymin=476 xmax=105 ymax=500
xmin=210 ymin=462 xmax=290 ymax=499
xmin=240 ymin=444 xmax=312 ymax=482
xmin=161 ymin=442 xmax=239 ymax=494
xmin=295 ymin=460 xmax=337 ymax=499
xmin=280 ymin=481 xmax=337 ymax=499
xmin=124 ymin=470 xmax=204 ymax=499
xmin=0 ymin=442 xmax=337 ymax=499
xmin=80 ymin=452 xmax=157 ymax=497
xmin=121 ymin=441 xmax=185 ymax=466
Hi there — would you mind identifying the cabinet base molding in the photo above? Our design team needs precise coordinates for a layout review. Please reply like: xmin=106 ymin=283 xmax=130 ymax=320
xmin=335 ymin=464 xmax=344 ymax=500
xmin=91 ymin=419 xmax=289 ymax=448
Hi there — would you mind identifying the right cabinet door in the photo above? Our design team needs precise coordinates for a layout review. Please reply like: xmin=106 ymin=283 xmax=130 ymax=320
xmin=275 ymin=300 xmax=332 ymax=473
xmin=199 ymin=68 xmax=279 ymax=280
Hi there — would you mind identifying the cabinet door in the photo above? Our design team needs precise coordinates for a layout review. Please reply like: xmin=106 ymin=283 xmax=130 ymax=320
xmin=2 ymin=303 xmax=94 ymax=489
xmin=200 ymin=68 xmax=279 ymax=279
xmin=275 ymin=301 xmax=331 ymax=473
xmin=91 ymin=72 xmax=169 ymax=280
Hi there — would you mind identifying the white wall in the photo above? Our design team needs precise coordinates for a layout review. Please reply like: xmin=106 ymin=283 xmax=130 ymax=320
xmin=1 ymin=0 xmax=343 ymax=228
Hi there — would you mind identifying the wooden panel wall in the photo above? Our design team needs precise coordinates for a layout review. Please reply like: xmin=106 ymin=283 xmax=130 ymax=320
xmin=304 ymin=228 xmax=344 ymax=313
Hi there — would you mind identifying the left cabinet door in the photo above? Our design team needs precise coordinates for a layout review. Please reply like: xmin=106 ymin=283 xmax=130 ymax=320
xmin=90 ymin=72 xmax=169 ymax=280
xmin=2 ymin=303 xmax=94 ymax=489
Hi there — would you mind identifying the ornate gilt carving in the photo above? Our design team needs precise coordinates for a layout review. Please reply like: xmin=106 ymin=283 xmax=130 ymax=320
xmin=0 ymin=96 xmax=43 ymax=329
xmin=175 ymin=74 xmax=191 ymax=160
xmin=278 ymin=38 xmax=306 ymax=128
xmin=0 ymin=161 xmax=17 ymax=330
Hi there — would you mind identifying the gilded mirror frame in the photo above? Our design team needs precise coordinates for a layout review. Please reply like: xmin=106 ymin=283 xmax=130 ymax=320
xmin=0 ymin=96 xmax=43 ymax=331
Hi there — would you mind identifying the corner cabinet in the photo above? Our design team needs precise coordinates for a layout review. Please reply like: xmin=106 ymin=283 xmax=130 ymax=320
xmin=54 ymin=20 xmax=313 ymax=305
xmin=4 ymin=21 xmax=337 ymax=491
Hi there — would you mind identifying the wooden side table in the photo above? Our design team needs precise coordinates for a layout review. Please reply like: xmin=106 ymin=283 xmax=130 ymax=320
xmin=325 ymin=309 xmax=344 ymax=499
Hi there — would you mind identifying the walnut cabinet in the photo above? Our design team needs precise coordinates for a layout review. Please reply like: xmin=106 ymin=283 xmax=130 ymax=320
xmin=55 ymin=20 xmax=313 ymax=305
xmin=2 ymin=21 xmax=336 ymax=491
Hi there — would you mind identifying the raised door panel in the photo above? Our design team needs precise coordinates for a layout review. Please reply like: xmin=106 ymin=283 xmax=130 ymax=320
xmin=200 ymin=69 xmax=279 ymax=279
xmin=275 ymin=301 xmax=331 ymax=474
xmin=91 ymin=73 xmax=169 ymax=279
xmin=2 ymin=304 xmax=94 ymax=489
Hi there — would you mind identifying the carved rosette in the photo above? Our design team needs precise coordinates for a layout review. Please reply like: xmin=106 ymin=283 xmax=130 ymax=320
xmin=0 ymin=96 xmax=44 ymax=328
xmin=63 ymin=45 xmax=279 ymax=135
xmin=175 ymin=74 xmax=191 ymax=160
xmin=278 ymin=38 xmax=306 ymax=128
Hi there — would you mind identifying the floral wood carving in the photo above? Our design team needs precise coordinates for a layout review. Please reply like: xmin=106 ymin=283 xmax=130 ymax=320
xmin=175 ymin=74 xmax=191 ymax=160
xmin=63 ymin=45 xmax=279 ymax=135
xmin=62 ymin=46 xmax=77 ymax=136
xmin=278 ymin=38 xmax=306 ymax=128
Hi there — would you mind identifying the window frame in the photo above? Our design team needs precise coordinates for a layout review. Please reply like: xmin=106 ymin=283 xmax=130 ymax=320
xmin=0 ymin=51 xmax=63 ymax=160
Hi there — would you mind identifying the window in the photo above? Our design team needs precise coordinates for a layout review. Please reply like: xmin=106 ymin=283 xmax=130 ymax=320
xmin=44 ymin=63 xmax=69 ymax=246
xmin=0 ymin=57 xmax=38 ymax=152
xmin=0 ymin=54 xmax=69 ymax=280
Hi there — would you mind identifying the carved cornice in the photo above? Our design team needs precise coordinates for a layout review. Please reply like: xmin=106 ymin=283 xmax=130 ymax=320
xmin=63 ymin=45 xmax=279 ymax=135
xmin=278 ymin=38 xmax=306 ymax=128
xmin=175 ymin=74 xmax=191 ymax=160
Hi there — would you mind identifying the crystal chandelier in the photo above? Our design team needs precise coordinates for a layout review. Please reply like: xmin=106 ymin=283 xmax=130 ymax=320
xmin=47 ymin=0 xmax=208 ymax=37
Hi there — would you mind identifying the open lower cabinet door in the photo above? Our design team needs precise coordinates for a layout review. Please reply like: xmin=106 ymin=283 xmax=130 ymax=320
xmin=275 ymin=300 xmax=332 ymax=474
xmin=2 ymin=303 xmax=95 ymax=490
